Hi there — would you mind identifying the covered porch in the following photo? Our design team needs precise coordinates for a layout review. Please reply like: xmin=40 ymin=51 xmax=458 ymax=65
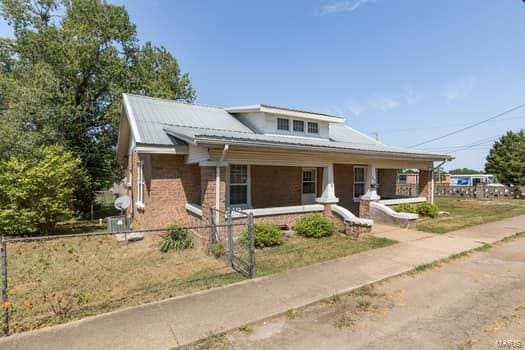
xmin=186 ymin=146 xmax=437 ymax=231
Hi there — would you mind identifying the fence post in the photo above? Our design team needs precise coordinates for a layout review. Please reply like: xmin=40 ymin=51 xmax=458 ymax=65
xmin=208 ymin=207 xmax=215 ymax=254
xmin=248 ymin=212 xmax=256 ymax=279
xmin=1 ymin=238 xmax=8 ymax=336
xmin=227 ymin=207 xmax=234 ymax=266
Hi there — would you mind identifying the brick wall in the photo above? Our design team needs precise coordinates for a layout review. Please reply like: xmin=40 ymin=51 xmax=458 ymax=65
xmin=129 ymin=153 xmax=202 ymax=230
xmin=377 ymin=169 xmax=397 ymax=198
xmin=334 ymin=164 xmax=359 ymax=215
xmin=251 ymin=165 xmax=302 ymax=208
xmin=418 ymin=169 xmax=432 ymax=202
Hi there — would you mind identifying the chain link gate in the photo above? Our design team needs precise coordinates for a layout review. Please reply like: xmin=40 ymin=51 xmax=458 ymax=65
xmin=207 ymin=207 xmax=256 ymax=279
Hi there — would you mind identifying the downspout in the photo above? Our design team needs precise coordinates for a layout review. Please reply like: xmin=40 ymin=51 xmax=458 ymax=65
xmin=216 ymin=144 xmax=229 ymax=227
xmin=431 ymin=159 xmax=448 ymax=204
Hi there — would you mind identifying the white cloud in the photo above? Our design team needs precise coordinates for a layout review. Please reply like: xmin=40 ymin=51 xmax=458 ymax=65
xmin=373 ymin=96 xmax=399 ymax=112
xmin=443 ymin=77 xmax=476 ymax=104
xmin=320 ymin=0 xmax=374 ymax=16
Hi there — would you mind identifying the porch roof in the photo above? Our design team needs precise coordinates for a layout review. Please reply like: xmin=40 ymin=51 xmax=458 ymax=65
xmin=163 ymin=125 xmax=453 ymax=161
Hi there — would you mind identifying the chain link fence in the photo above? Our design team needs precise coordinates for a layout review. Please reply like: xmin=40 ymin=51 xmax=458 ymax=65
xmin=0 ymin=214 xmax=255 ymax=337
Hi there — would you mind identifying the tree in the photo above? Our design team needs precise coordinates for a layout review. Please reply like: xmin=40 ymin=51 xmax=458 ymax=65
xmin=0 ymin=145 xmax=87 ymax=234
xmin=485 ymin=130 xmax=525 ymax=185
xmin=0 ymin=0 xmax=195 ymax=212
xmin=449 ymin=168 xmax=483 ymax=175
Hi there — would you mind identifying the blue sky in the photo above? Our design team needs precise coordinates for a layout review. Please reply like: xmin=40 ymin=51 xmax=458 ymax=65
xmin=2 ymin=0 xmax=525 ymax=170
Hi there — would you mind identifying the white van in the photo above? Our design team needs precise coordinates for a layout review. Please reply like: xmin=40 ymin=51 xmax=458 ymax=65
xmin=450 ymin=174 xmax=504 ymax=187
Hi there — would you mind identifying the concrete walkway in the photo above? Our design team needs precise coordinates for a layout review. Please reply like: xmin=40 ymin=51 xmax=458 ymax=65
xmin=1 ymin=215 xmax=524 ymax=350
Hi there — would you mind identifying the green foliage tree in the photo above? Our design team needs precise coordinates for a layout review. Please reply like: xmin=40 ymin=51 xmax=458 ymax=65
xmin=485 ymin=130 xmax=525 ymax=185
xmin=0 ymin=0 xmax=195 ymax=212
xmin=0 ymin=145 xmax=87 ymax=234
xmin=448 ymin=168 xmax=483 ymax=175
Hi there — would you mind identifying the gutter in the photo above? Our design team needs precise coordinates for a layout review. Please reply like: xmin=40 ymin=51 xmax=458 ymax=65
xmin=216 ymin=144 xmax=229 ymax=228
xmin=430 ymin=159 xmax=449 ymax=204
xmin=195 ymin=137 xmax=454 ymax=162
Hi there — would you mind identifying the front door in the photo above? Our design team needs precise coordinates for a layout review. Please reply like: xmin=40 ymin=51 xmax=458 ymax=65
xmin=302 ymin=168 xmax=317 ymax=204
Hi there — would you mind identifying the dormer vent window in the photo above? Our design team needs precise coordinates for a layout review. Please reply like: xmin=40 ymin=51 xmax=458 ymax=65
xmin=277 ymin=118 xmax=289 ymax=131
xmin=307 ymin=122 xmax=319 ymax=134
xmin=293 ymin=120 xmax=304 ymax=132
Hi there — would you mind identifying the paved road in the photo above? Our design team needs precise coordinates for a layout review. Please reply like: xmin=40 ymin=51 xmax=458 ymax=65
xmin=224 ymin=237 xmax=525 ymax=350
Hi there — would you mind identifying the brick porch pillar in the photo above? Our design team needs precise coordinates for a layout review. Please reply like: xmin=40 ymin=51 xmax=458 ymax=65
xmin=418 ymin=169 xmax=433 ymax=203
xmin=200 ymin=166 xmax=226 ymax=222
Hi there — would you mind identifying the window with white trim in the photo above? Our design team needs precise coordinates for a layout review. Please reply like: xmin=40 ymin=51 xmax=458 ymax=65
xmin=229 ymin=164 xmax=249 ymax=206
xmin=302 ymin=168 xmax=316 ymax=194
xmin=398 ymin=174 xmax=407 ymax=185
xmin=307 ymin=122 xmax=319 ymax=134
xmin=137 ymin=160 xmax=145 ymax=205
xmin=277 ymin=118 xmax=289 ymax=131
xmin=354 ymin=166 xmax=365 ymax=200
xmin=293 ymin=120 xmax=304 ymax=132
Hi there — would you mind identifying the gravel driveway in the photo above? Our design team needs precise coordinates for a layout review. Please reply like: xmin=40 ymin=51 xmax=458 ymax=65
xmin=223 ymin=237 xmax=525 ymax=350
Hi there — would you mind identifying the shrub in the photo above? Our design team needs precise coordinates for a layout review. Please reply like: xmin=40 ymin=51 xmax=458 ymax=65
xmin=0 ymin=145 xmax=87 ymax=235
xmin=417 ymin=202 xmax=439 ymax=218
xmin=240 ymin=223 xmax=284 ymax=248
xmin=159 ymin=223 xmax=194 ymax=252
xmin=393 ymin=203 xmax=417 ymax=214
xmin=211 ymin=242 xmax=225 ymax=258
xmin=294 ymin=214 xmax=335 ymax=238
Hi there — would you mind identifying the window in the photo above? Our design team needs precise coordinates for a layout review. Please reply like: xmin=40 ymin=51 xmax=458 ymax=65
xmin=307 ymin=122 xmax=319 ymax=134
xmin=354 ymin=166 xmax=365 ymax=200
xmin=398 ymin=174 xmax=407 ymax=185
xmin=137 ymin=161 xmax=145 ymax=205
xmin=229 ymin=164 xmax=249 ymax=206
xmin=302 ymin=169 xmax=316 ymax=194
xmin=293 ymin=120 xmax=304 ymax=132
xmin=277 ymin=118 xmax=289 ymax=131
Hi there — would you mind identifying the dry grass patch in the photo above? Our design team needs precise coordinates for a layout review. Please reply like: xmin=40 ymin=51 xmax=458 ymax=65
xmin=4 ymin=234 xmax=243 ymax=333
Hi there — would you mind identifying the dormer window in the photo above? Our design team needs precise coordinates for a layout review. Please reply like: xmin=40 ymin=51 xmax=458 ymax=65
xmin=308 ymin=122 xmax=319 ymax=134
xmin=277 ymin=118 xmax=289 ymax=131
xmin=293 ymin=120 xmax=304 ymax=132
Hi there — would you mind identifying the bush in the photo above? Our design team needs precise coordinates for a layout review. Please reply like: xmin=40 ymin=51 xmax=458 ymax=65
xmin=417 ymin=202 xmax=439 ymax=218
xmin=393 ymin=203 xmax=417 ymax=214
xmin=159 ymin=223 xmax=194 ymax=252
xmin=240 ymin=223 xmax=284 ymax=248
xmin=294 ymin=214 xmax=335 ymax=238
xmin=0 ymin=145 xmax=87 ymax=235
xmin=211 ymin=242 xmax=225 ymax=258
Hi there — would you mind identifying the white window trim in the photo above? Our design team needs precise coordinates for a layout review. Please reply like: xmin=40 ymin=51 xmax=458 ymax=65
xmin=307 ymin=121 xmax=319 ymax=134
xmin=353 ymin=166 xmax=366 ymax=202
xmin=227 ymin=164 xmax=251 ymax=208
xmin=302 ymin=168 xmax=317 ymax=195
xmin=277 ymin=118 xmax=290 ymax=131
xmin=136 ymin=160 xmax=145 ymax=208
xmin=293 ymin=119 xmax=305 ymax=133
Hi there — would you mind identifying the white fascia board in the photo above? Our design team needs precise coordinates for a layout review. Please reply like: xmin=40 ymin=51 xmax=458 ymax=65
xmin=122 ymin=93 xmax=142 ymax=143
xmin=135 ymin=145 xmax=189 ymax=154
xmin=226 ymin=105 xmax=345 ymax=123
xmin=196 ymin=138 xmax=452 ymax=162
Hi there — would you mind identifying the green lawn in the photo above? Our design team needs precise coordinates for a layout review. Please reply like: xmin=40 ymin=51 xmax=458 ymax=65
xmin=416 ymin=198 xmax=525 ymax=234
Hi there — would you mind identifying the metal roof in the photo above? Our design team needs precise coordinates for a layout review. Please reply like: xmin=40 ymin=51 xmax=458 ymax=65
xmin=123 ymin=94 xmax=253 ymax=145
xmin=162 ymin=125 xmax=452 ymax=160
xmin=122 ymin=93 xmax=452 ymax=161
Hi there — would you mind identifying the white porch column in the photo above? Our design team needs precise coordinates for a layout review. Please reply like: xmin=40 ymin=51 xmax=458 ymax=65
xmin=362 ymin=165 xmax=380 ymax=201
xmin=316 ymin=164 xmax=339 ymax=204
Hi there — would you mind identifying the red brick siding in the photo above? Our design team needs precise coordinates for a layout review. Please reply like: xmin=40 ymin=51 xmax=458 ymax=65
xmin=377 ymin=169 xmax=397 ymax=198
xmin=250 ymin=165 xmax=302 ymax=208
xmin=418 ymin=169 xmax=432 ymax=201
xmin=129 ymin=153 xmax=202 ymax=230
xmin=334 ymin=164 xmax=359 ymax=215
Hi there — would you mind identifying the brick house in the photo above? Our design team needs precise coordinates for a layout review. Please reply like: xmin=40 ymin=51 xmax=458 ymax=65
xmin=116 ymin=94 xmax=452 ymax=231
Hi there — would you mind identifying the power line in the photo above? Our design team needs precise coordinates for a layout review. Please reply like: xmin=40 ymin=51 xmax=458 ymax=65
xmin=407 ymin=103 xmax=525 ymax=148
